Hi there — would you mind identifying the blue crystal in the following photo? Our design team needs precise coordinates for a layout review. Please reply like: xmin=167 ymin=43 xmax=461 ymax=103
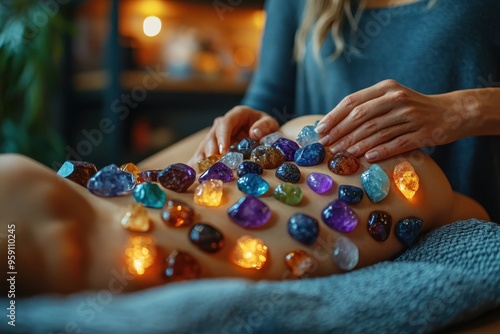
xmin=360 ymin=164 xmax=390 ymax=203
xmin=275 ymin=162 xmax=301 ymax=183
xmin=294 ymin=143 xmax=326 ymax=166
xmin=395 ymin=217 xmax=423 ymax=247
xmin=288 ymin=213 xmax=319 ymax=245
xmin=237 ymin=161 xmax=264 ymax=177
xmin=236 ymin=138 xmax=259 ymax=159
xmin=338 ymin=185 xmax=364 ymax=204
xmin=296 ymin=125 xmax=319 ymax=147
xmin=87 ymin=164 xmax=136 ymax=197
xmin=198 ymin=161 xmax=234 ymax=183
xmin=237 ymin=174 xmax=269 ymax=196
xmin=133 ymin=183 xmax=167 ymax=208
xmin=272 ymin=138 xmax=300 ymax=161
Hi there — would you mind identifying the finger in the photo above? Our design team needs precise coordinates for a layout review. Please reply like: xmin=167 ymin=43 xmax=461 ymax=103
xmin=327 ymin=106 xmax=412 ymax=153
xmin=342 ymin=122 xmax=416 ymax=157
xmin=204 ymin=131 xmax=220 ymax=157
xmin=363 ymin=132 xmax=421 ymax=162
xmin=315 ymin=81 xmax=392 ymax=135
xmin=318 ymin=93 xmax=397 ymax=147
xmin=249 ymin=116 xmax=280 ymax=140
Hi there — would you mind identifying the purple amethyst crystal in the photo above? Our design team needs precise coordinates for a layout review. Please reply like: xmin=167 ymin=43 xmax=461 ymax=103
xmin=87 ymin=164 xmax=135 ymax=197
xmin=272 ymin=138 xmax=300 ymax=161
xmin=227 ymin=196 xmax=271 ymax=228
xmin=321 ymin=199 xmax=358 ymax=233
xmin=306 ymin=172 xmax=334 ymax=194
xmin=158 ymin=163 xmax=196 ymax=193
xmin=367 ymin=211 xmax=393 ymax=242
xmin=198 ymin=161 xmax=234 ymax=183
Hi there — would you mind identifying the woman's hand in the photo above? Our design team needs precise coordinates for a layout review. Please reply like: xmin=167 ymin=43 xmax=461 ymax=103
xmin=188 ymin=106 xmax=279 ymax=166
xmin=314 ymin=79 xmax=464 ymax=162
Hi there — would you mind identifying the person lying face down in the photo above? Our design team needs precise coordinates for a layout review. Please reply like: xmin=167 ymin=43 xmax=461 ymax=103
xmin=0 ymin=115 xmax=489 ymax=296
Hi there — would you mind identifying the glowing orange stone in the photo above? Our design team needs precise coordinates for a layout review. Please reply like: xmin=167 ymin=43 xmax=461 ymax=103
xmin=120 ymin=163 xmax=140 ymax=179
xmin=231 ymin=235 xmax=268 ymax=270
xmin=121 ymin=203 xmax=151 ymax=232
xmin=194 ymin=179 xmax=223 ymax=207
xmin=125 ymin=235 xmax=156 ymax=275
xmin=393 ymin=161 xmax=419 ymax=199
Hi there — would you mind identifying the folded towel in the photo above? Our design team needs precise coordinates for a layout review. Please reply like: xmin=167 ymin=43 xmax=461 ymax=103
xmin=2 ymin=219 xmax=499 ymax=334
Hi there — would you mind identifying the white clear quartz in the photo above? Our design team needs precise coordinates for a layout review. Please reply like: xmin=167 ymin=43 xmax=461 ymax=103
xmin=296 ymin=125 xmax=319 ymax=147
xmin=219 ymin=152 xmax=244 ymax=169
xmin=333 ymin=236 xmax=359 ymax=271
xmin=260 ymin=132 xmax=283 ymax=146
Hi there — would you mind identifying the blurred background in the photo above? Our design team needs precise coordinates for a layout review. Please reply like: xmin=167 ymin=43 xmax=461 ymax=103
xmin=0 ymin=0 xmax=265 ymax=169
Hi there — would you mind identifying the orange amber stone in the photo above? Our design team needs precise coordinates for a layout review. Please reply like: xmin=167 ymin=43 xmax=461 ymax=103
xmin=284 ymin=250 xmax=314 ymax=278
xmin=120 ymin=162 xmax=140 ymax=179
xmin=197 ymin=155 xmax=221 ymax=173
xmin=161 ymin=199 xmax=195 ymax=227
xmin=120 ymin=203 xmax=151 ymax=232
xmin=393 ymin=161 xmax=419 ymax=199
xmin=194 ymin=179 xmax=223 ymax=207
xmin=231 ymin=235 xmax=268 ymax=270
xmin=124 ymin=235 xmax=156 ymax=275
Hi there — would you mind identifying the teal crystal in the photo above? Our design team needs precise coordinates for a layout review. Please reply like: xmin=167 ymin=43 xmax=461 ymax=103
xmin=133 ymin=183 xmax=167 ymax=208
xmin=274 ymin=183 xmax=303 ymax=206
xmin=360 ymin=164 xmax=390 ymax=203
xmin=237 ymin=174 xmax=269 ymax=196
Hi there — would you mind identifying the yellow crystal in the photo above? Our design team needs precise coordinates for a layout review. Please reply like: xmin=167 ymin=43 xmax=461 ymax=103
xmin=231 ymin=235 xmax=268 ymax=270
xmin=197 ymin=155 xmax=221 ymax=173
xmin=125 ymin=235 xmax=156 ymax=275
xmin=194 ymin=179 xmax=223 ymax=207
xmin=121 ymin=203 xmax=151 ymax=232
xmin=393 ymin=161 xmax=419 ymax=199
xmin=120 ymin=162 xmax=140 ymax=179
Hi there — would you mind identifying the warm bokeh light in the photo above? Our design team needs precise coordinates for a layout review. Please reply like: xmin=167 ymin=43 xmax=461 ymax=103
xmin=252 ymin=10 xmax=266 ymax=29
xmin=234 ymin=47 xmax=255 ymax=68
xmin=143 ymin=16 xmax=162 ymax=37
xmin=125 ymin=235 xmax=156 ymax=275
xmin=231 ymin=235 xmax=268 ymax=270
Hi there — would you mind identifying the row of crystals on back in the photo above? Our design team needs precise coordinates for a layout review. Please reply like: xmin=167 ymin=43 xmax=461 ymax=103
xmin=57 ymin=123 xmax=422 ymax=280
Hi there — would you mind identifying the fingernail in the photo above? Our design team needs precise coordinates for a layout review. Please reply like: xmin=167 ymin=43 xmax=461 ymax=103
xmin=318 ymin=135 xmax=330 ymax=145
xmin=347 ymin=146 xmax=359 ymax=155
xmin=315 ymin=123 xmax=326 ymax=134
xmin=365 ymin=151 xmax=379 ymax=161
xmin=330 ymin=145 xmax=340 ymax=153
xmin=253 ymin=128 xmax=262 ymax=137
xmin=219 ymin=144 xmax=224 ymax=154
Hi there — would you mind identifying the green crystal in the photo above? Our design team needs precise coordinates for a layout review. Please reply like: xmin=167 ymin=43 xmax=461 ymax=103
xmin=273 ymin=183 xmax=303 ymax=206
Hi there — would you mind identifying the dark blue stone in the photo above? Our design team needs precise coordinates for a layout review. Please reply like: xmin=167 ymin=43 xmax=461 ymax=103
xmin=272 ymin=138 xmax=300 ymax=161
xmin=275 ymin=162 xmax=301 ymax=183
xmin=288 ymin=213 xmax=319 ymax=245
xmin=395 ymin=217 xmax=423 ymax=247
xmin=87 ymin=164 xmax=135 ymax=197
xmin=338 ymin=185 xmax=364 ymax=205
xmin=367 ymin=211 xmax=393 ymax=242
xmin=236 ymin=138 xmax=259 ymax=159
xmin=189 ymin=223 xmax=224 ymax=253
xmin=237 ymin=161 xmax=264 ymax=177
xmin=198 ymin=161 xmax=234 ymax=183
xmin=294 ymin=143 xmax=326 ymax=166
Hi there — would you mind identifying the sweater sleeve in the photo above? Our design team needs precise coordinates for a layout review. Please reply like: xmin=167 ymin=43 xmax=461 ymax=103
xmin=241 ymin=0 xmax=301 ymax=124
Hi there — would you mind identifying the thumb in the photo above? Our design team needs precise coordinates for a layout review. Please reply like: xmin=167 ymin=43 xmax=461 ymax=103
xmin=249 ymin=116 xmax=279 ymax=140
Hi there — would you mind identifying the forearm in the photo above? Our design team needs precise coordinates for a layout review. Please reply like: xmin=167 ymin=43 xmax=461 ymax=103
xmin=444 ymin=87 xmax=500 ymax=137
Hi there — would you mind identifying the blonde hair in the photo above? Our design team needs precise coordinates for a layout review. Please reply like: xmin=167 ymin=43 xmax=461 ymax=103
xmin=295 ymin=0 xmax=438 ymax=62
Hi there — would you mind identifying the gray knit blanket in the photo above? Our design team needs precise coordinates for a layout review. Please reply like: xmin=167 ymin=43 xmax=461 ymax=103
xmin=2 ymin=219 xmax=499 ymax=334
